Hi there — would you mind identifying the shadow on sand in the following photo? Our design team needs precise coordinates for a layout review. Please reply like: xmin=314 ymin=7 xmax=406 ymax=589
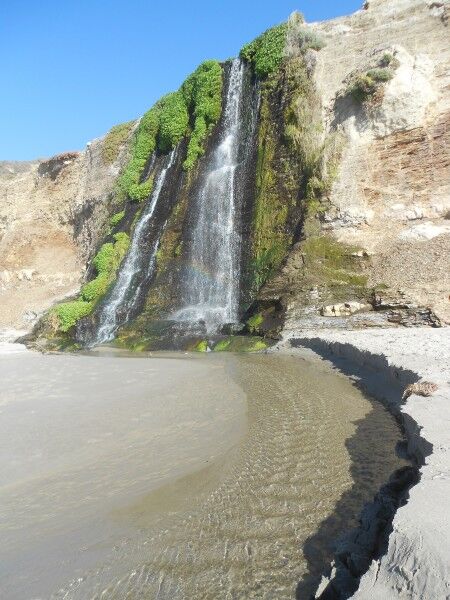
xmin=290 ymin=338 xmax=428 ymax=599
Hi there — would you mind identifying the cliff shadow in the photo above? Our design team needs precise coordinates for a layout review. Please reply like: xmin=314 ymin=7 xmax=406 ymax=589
xmin=289 ymin=338 xmax=429 ymax=599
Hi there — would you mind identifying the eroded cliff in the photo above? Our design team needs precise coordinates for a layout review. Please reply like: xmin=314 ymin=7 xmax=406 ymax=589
xmin=1 ymin=0 xmax=449 ymax=344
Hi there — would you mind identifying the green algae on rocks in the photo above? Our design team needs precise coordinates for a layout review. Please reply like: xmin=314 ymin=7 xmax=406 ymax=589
xmin=51 ymin=232 xmax=130 ymax=334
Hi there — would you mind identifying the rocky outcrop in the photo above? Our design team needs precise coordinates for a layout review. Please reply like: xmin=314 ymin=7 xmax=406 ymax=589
xmin=312 ymin=0 xmax=450 ymax=324
xmin=0 ymin=129 xmax=133 ymax=331
xmin=321 ymin=301 xmax=372 ymax=317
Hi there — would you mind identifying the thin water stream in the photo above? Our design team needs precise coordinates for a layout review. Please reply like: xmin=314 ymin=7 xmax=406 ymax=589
xmin=0 ymin=349 xmax=408 ymax=599
xmin=174 ymin=58 xmax=249 ymax=329
xmin=92 ymin=149 xmax=177 ymax=345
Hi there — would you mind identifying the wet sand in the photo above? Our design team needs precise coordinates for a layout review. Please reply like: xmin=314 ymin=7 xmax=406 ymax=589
xmin=0 ymin=349 xmax=408 ymax=599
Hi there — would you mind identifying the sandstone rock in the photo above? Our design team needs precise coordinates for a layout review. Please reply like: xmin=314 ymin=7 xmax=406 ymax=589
xmin=0 ymin=126 xmax=133 ymax=330
xmin=321 ymin=301 xmax=372 ymax=317
xmin=22 ymin=310 xmax=38 ymax=323
xmin=0 ymin=270 xmax=11 ymax=284
xmin=399 ymin=221 xmax=450 ymax=241
xmin=16 ymin=269 xmax=35 ymax=281
xmin=370 ymin=47 xmax=436 ymax=138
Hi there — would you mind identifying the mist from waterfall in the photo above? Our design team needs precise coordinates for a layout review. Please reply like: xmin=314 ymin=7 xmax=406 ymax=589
xmin=174 ymin=58 xmax=247 ymax=331
xmin=91 ymin=149 xmax=177 ymax=345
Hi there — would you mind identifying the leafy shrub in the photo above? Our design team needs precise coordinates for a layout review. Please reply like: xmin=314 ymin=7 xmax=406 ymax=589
xmin=118 ymin=107 xmax=160 ymax=199
xmin=349 ymin=73 xmax=379 ymax=102
xmin=80 ymin=273 xmax=110 ymax=302
xmin=53 ymin=301 xmax=93 ymax=333
xmin=184 ymin=116 xmax=207 ymax=169
xmin=366 ymin=68 xmax=394 ymax=82
xmin=109 ymin=210 xmax=125 ymax=227
xmin=81 ymin=232 xmax=130 ymax=304
xmin=295 ymin=29 xmax=325 ymax=52
xmin=129 ymin=178 xmax=153 ymax=202
xmin=347 ymin=56 xmax=397 ymax=103
xmin=117 ymin=59 xmax=223 ymax=188
xmin=102 ymin=121 xmax=134 ymax=164
xmin=157 ymin=91 xmax=189 ymax=152
xmin=240 ymin=23 xmax=287 ymax=78
xmin=285 ymin=13 xmax=325 ymax=57
xmin=182 ymin=61 xmax=223 ymax=169
xmin=380 ymin=52 xmax=393 ymax=66
xmin=92 ymin=242 xmax=116 ymax=274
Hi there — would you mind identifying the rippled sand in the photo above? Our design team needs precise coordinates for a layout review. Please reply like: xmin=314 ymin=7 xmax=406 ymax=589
xmin=0 ymin=350 xmax=407 ymax=599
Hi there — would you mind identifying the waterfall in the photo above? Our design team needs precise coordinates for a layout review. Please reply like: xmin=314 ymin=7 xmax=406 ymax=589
xmin=174 ymin=58 xmax=247 ymax=330
xmin=91 ymin=149 xmax=177 ymax=345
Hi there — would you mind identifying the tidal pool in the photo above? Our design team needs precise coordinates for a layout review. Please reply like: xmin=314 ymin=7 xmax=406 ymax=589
xmin=0 ymin=349 xmax=408 ymax=599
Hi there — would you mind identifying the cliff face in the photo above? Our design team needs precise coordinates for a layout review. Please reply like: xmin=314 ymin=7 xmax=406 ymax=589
xmin=1 ymin=0 xmax=449 ymax=339
xmin=269 ymin=0 xmax=450 ymax=327
xmin=0 ymin=131 xmax=133 ymax=332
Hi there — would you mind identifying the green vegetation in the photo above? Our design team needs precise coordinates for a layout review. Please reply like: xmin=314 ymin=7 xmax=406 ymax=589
xmin=349 ymin=74 xmax=378 ymax=102
xmin=51 ymin=232 xmax=130 ymax=332
xmin=246 ymin=312 xmax=264 ymax=333
xmin=116 ymin=60 xmax=223 ymax=201
xmin=366 ymin=68 xmax=394 ymax=82
xmin=296 ymin=235 xmax=369 ymax=301
xmin=191 ymin=339 xmax=208 ymax=352
xmin=118 ymin=107 xmax=160 ymax=200
xmin=109 ymin=210 xmax=125 ymax=228
xmin=240 ymin=23 xmax=287 ymax=78
xmin=129 ymin=177 xmax=153 ymax=202
xmin=347 ymin=54 xmax=397 ymax=104
xmin=102 ymin=121 xmax=134 ymax=164
xmin=249 ymin=52 xmax=320 ymax=293
xmin=249 ymin=69 xmax=292 ymax=291
xmin=249 ymin=340 xmax=268 ymax=352
xmin=79 ymin=274 xmax=110 ymax=303
xmin=213 ymin=338 xmax=232 ymax=352
xmin=213 ymin=336 xmax=268 ymax=352
xmin=285 ymin=11 xmax=325 ymax=57
xmin=53 ymin=301 xmax=93 ymax=333
xmin=158 ymin=91 xmax=189 ymax=152
xmin=182 ymin=61 xmax=223 ymax=169
xmin=379 ymin=52 xmax=399 ymax=68
xmin=240 ymin=13 xmax=325 ymax=79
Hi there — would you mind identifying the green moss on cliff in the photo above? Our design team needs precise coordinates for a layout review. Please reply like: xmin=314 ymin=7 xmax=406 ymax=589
xmin=51 ymin=232 xmax=130 ymax=333
xmin=53 ymin=301 xmax=93 ymax=333
xmin=129 ymin=177 xmax=154 ymax=202
xmin=115 ymin=60 xmax=223 ymax=202
xmin=190 ymin=339 xmax=208 ymax=352
xmin=240 ymin=23 xmax=287 ymax=78
xmin=295 ymin=234 xmax=369 ymax=301
xmin=246 ymin=312 xmax=264 ymax=332
xmin=118 ymin=108 xmax=160 ymax=200
xmin=109 ymin=210 xmax=125 ymax=228
xmin=212 ymin=336 xmax=268 ymax=352
xmin=158 ymin=91 xmax=190 ymax=152
xmin=102 ymin=121 xmax=134 ymax=165
xmin=182 ymin=61 xmax=223 ymax=170
xmin=248 ymin=64 xmax=304 ymax=293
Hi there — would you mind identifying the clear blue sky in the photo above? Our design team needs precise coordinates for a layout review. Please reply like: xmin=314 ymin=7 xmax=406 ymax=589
xmin=0 ymin=1 xmax=361 ymax=160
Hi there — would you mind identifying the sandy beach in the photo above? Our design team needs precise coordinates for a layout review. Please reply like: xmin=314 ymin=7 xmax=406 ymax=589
xmin=0 ymin=346 xmax=408 ymax=599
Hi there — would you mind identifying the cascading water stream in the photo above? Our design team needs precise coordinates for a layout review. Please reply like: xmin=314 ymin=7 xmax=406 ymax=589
xmin=91 ymin=149 xmax=177 ymax=345
xmin=174 ymin=58 xmax=246 ymax=330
